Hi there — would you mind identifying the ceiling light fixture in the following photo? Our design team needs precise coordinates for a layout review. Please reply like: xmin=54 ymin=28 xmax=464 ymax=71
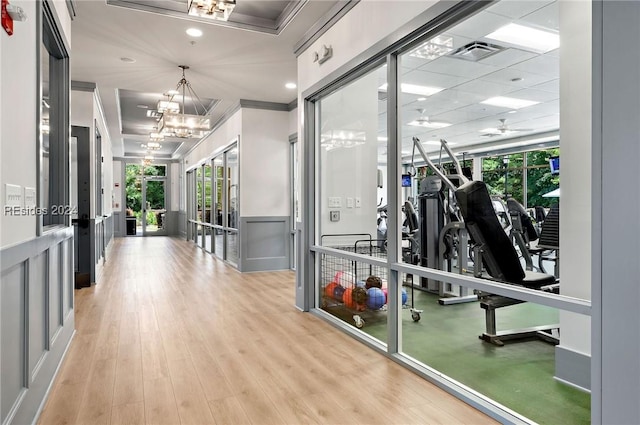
xmin=481 ymin=96 xmax=539 ymax=109
xmin=484 ymin=23 xmax=559 ymax=53
xmin=188 ymin=0 xmax=235 ymax=21
xmin=409 ymin=35 xmax=454 ymax=60
xmin=186 ymin=28 xmax=203 ymax=37
xmin=379 ymin=83 xmax=444 ymax=97
xmin=285 ymin=82 xmax=297 ymax=89
xmin=157 ymin=65 xmax=212 ymax=139
xmin=407 ymin=109 xmax=451 ymax=129
xmin=321 ymin=131 xmax=367 ymax=151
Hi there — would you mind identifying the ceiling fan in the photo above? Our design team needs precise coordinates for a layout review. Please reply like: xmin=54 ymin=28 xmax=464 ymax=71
xmin=408 ymin=109 xmax=451 ymax=129
xmin=480 ymin=118 xmax=533 ymax=137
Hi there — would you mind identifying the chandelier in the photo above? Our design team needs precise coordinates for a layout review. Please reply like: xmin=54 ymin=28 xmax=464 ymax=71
xmin=188 ymin=0 xmax=236 ymax=21
xmin=157 ymin=65 xmax=212 ymax=139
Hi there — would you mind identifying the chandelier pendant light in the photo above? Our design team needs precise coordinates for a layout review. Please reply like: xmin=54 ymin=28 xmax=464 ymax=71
xmin=158 ymin=65 xmax=212 ymax=139
xmin=188 ymin=0 xmax=236 ymax=21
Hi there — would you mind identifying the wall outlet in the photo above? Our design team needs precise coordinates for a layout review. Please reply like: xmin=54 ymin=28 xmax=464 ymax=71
xmin=330 ymin=211 xmax=340 ymax=222
xmin=328 ymin=197 xmax=342 ymax=208
xmin=346 ymin=197 xmax=354 ymax=208
xmin=355 ymin=197 xmax=362 ymax=208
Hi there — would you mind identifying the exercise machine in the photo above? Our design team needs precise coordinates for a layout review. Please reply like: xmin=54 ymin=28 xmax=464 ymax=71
xmin=412 ymin=137 xmax=477 ymax=304
xmin=456 ymin=181 xmax=559 ymax=346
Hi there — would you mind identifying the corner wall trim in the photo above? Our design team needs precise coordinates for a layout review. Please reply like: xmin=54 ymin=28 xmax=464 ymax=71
xmin=294 ymin=0 xmax=361 ymax=56
xmin=555 ymin=345 xmax=591 ymax=391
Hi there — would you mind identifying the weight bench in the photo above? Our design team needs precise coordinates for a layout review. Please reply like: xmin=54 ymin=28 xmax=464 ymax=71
xmin=455 ymin=181 xmax=559 ymax=346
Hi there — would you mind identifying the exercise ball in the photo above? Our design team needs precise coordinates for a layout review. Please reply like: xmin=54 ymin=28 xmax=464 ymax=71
xmin=355 ymin=280 xmax=366 ymax=288
xmin=366 ymin=287 xmax=386 ymax=310
xmin=324 ymin=282 xmax=338 ymax=298
xmin=343 ymin=288 xmax=357 ymax=309
xmin=402 ymin=287 xmax=408 ymax=305
xmin=365 ymin=275 xmax=382 ymax=289
xmin=334 ymin=271 xmax=355 ymax=287
xmin=333 ymin=285 xmax=346 ymax=301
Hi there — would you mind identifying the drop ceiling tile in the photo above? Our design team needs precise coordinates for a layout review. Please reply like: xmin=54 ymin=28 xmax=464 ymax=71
xmin=485 ymin=0 xmax=555 ymax=20
xmin=447 ymin=11 xmax=512 ymax=40
xmin=402 ymin=69 xmax=469 ymax=90
xmin=431 ymin=109 xmax=497 ymax=125
xmin=508 ymin=88 xmax=558 ymax=103
xmin=510 ymin=54 xmax=559 ymax=77
xmin=520 ymin=1 xmax=559 ymax=30
xmin=531 ymin=78 xmax=559 ymax=93
xmin=480 ymin=68 xmax=553 ymax=88
xmin=453 ymin=79 xmax=518 ymax=97
xmin=479 ymin=48 xmax=538 ymax=68
xmin=419 ymin=56 xmax=500 ymax=79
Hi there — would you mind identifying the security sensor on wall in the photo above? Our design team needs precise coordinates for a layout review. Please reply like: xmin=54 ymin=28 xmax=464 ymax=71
xmin=7 ymin=3 xmax=27 ymax=21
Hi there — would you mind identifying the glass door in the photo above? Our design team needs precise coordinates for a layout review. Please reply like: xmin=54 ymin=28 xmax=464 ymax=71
xmin=142 ymin=177 xmax=167 ymax=236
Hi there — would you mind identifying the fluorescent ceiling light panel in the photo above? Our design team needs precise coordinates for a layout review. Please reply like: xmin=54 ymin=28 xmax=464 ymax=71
xmin=481 ymin=96 xmax=539 ymax=109
xmin=484 ymin=23 xmax=559 ymax=53
xmin=379 ymin=83 xmax=444 ymax=97
xmin=407 ymin=120 xmax=451 ymax=129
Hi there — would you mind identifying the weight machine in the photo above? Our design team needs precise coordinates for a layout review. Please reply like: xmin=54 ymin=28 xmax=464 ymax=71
xmin=411 ymin=137 xmax=477 ymax=305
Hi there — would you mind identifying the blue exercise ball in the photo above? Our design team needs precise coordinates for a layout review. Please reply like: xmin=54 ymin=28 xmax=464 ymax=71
xmin=333 ymin=285 xmax=346 ymax=300
xmin=401 ymin=287 xmax=408 ymax=305
xmin=366 ymin=287 xmax=385 ymax=310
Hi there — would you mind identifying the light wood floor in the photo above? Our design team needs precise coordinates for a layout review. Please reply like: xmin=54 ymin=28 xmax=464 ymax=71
xmin=38 ymin=237 xmax=496 ymax=425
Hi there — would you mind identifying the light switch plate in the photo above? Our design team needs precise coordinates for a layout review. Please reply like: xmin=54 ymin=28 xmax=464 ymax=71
xmin=5 ymin=184 xmax=22 ymax=207
xmin=24 ymin=187 xmax=36 ymax=207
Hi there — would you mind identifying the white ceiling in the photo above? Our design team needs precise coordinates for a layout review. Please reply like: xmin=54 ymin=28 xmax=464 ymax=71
xmin=390 ymin=0 xmax=559 ymax=158
xmin=71 ymin=0 xmax=560 ymax=161
xmin=70 ymin=0 xmax=341 ymax=158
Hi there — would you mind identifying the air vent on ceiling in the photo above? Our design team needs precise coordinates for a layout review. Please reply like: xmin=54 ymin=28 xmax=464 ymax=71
xmin=448 ymin=41 xmax=503 ymax=61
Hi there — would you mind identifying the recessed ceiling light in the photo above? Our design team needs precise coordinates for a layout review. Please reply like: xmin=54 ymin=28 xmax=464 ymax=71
xmin=508 ymin=110 xmax=517 ymax=114
xmin=285 ymin=82 xmax=297 ymax=89
xmin=417 ymin=97 xmax=427 ymax=101
xmin=186 ymin=28 xmax=203 ymax=37
xmin=379 ymin=83 xmax=444 ymax=97
xmin=484 ymin=23 xmax=559 ymax=53
xmin=481 ymin=96 xmax=539 ymax=109
xmin=120 ymin=57 xmax=136 ymax=63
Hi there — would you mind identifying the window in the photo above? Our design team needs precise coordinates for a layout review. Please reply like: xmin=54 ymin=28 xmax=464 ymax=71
xmin=40 ymin=1 xmax=70 ymax=230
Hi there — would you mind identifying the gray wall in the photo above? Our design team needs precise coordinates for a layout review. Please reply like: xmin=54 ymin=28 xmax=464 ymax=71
xmin=239 ymin=216 xmax=290 ymax=272
xmin=1 ymin=227 xmax=75 ymax=425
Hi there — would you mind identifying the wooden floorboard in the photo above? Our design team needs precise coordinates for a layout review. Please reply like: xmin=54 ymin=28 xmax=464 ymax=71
xmin=38 ymin=237 xmax=497 ymax=425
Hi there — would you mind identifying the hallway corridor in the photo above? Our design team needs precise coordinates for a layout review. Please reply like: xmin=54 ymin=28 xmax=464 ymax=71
xmin=37 ymin=237 xmax=494 ymax=424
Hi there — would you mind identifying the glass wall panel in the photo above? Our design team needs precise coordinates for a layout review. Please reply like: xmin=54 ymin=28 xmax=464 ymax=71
xmin=390 ymin=2 xmax=587 ymax=423
xmin=196 ymin=166 xmax=203 ymax=222
xmin=213 ymin=157 xmax=224 ymax=226
xmin=226 ymin=230 xmax=238 ymax=266
xmin=204 ymin=163 xmax=212 ymax=223
xmin=316 ymin=63 xmax=388 ymax=341
xmin=526 ymin=148 xmax=560 ymax=208
xmin=226 ymin=147 xmax=239 ymax=230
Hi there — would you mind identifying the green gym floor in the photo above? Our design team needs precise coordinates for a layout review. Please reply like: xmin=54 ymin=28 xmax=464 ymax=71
xmin=324 ymin=289 xmax=590 ymax=425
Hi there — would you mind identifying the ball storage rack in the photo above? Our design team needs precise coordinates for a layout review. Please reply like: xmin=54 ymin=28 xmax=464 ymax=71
xmin=319 ymin=234 xmax=421 ymax=329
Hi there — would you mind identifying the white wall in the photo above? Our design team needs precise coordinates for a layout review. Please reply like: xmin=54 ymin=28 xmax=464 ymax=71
xmin=558 ymin=0 xmax=591 ymax=356
xmin=112 ymin=160 xmax=122 ymax=211
xmin=241 ymin=108 xmax=290 ymax=217
xmin=170 ymin=162 xmax=180 ymax=211
xmin=297 ymin=0 xmax=438 ymax=94
xmin=288 ymin=107 xmax=298 ymax=137
xmin=1 ymin=0 xmax=40 ymax=247
xmin=184 ymin=109 xmax=242 ymax=169
xmin=319 ymin=70 xmax=379 ymax=240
